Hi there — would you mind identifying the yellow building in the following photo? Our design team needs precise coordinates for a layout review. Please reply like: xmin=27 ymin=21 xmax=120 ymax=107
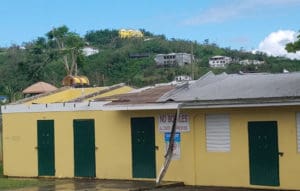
xmin=2 ymin=72 xmax=300 ymax=190
xmin=119 ymin=29 xmax=143 ymax=39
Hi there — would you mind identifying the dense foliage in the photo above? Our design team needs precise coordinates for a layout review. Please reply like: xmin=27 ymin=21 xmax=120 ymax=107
xmin=0 ymin=26 xmax=299 ymax=102
xmin=286 ymin=32 xmax=300 ymax=52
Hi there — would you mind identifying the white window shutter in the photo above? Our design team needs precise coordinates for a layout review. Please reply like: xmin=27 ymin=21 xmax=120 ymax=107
xmin=205 ymin=114 xmax=230 ymax=152
xmin=297 ymin=113 xmax=300 ymax=152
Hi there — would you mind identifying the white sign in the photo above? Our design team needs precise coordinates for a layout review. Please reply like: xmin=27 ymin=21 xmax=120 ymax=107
xmin=158 ymin=113 xmax=190 ymax=132
xmin=165 ymin=132 xmax=181 ymax=160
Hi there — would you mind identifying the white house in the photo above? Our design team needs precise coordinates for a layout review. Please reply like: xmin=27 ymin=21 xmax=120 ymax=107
xmin=174 ymin=75 xmax=192 ymax=82
xmin=239 ymin=59 xmax=264 ymax=65
xmin=209 ymin=56 xmax=232 ymax=68
xmin=82 ymin=47 xmax=99 ymax=56
xmin=155 ymin=53 xmax=193 ymax=67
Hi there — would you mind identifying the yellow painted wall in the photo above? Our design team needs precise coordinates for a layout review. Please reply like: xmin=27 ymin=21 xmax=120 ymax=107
xmin=3 ymin=106 xmax=300 ymax=190
xmin=2 ymin=114 xmax=38 ymax=176
xmin=2 ymin=111 xmax=132 ymax=179
xmin=151 ymin=110 xmax=196 ymax=185
xmin=192 ymin=107 xmax=300 ymax=190
xmin=0 ymin=118 xmax=2 ymax=162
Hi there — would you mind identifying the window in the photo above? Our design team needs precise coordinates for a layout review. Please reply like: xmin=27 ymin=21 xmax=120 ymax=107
xmin=297 ymin=113 xmax=300 ymax=152
xmin=205 ymin=114 xmax=230 ymax=152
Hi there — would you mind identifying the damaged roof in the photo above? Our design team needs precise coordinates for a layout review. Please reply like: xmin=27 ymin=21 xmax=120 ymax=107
xmin=96 ymin=85 xmax=176 ymax=105
xmin=159 ymin=71 xmax=300 ymax=102
xmin=14 ymin=84 xmax=133 ymax=105
xmin=9 ymin=71 xmax=300 ymax=111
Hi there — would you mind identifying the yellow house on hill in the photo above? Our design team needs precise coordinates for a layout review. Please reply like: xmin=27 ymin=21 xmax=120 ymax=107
xmin=2 ymin=72 xmax=300 ymax=190
xmin=119 ymin=29 xmax=143 ymax=39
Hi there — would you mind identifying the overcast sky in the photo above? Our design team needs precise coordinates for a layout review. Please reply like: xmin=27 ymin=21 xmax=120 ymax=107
xmin=0 ymin=0 xmax=300 ymax=59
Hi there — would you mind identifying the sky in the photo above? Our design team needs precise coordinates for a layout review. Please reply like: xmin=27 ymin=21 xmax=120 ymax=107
xmin=1 ymin=0 xmax=300 ymax=59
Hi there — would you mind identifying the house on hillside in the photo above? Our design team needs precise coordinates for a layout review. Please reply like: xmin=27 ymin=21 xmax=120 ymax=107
xmin=82 ymin=47 xmax=99 ymax=56
xmin=239 ymin=59 xmax=264 ymax=65
xmin=0 ymin=96 xmax=8 ymax=103
xmin=174 ymin=75 xmax=192 ymax=82
xmin=155 ymin=53 xmax=193 ymax=67
xmin=2 ymin=72 xmax=300 ymax=190
xmin=209 ymin=55 xmax=232 ymax=68
xmin=119 ymin=29 xmax=143 ymax=39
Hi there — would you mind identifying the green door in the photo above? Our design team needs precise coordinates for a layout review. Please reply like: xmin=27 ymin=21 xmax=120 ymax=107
xmin=248 ymin=121 xmax=280 ymax=186
xmin=131 ymin=117 xmax=156 ymax=178
xmin=37 ymin=120 xmax=55 ymax=176
xmin=73 ymin=119 xmax=95 ymax=177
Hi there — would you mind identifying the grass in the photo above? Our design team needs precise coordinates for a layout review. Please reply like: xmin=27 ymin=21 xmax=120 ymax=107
xmin=0 ymin=162 xmax=50 ymax=190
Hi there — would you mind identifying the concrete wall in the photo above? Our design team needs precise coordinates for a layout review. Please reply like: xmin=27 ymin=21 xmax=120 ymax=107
xmin=192 ymin=107 xmax=300 ymax=190
xmin=2 ymin=106 xmax=300 ymax=189
xmin=0 ymin=114 xmax=2 ymax=162
xmin=155 ymin=53 xmax=192 ymax=66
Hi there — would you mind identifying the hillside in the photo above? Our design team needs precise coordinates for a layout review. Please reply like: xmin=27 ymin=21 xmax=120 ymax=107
xmin=0 ymin=27 xmax=299 ymax=102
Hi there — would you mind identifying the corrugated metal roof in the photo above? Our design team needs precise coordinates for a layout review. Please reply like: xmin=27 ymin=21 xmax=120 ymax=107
xmin=25 ymin=87 xmax=104 ymax=104
xmin=97 ymin=85 xmax=175 ymax=105
xmin=159 ymin=72 xmax=300 ymax=102
xmin=87 ymin=86 xmax=133 ymax=101
xmin=68 ymin=84 xmax=133 ymax=102
xmin=14 ymin=86 xmax=70 ymax=105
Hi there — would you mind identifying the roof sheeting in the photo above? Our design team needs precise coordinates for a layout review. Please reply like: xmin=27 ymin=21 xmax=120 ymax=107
xmin=22 ymin=81 xmax=57 ymax=94
xmin=159 ymin=72 xmax=300 ymax=102
xmin=86 ymin=86 xmax=133 ymax=101
xmin=97 ymin=85 xmax=175 ymax=105
xmin=67 ymin=84 xmax=133 ymax=102
xmin=16 ymin=83 xmax=134 ymax=105
xmin=25 ymin=87 xmax=105 ymax=104
xmin=5 ymin=72 xmax=300 ymax=112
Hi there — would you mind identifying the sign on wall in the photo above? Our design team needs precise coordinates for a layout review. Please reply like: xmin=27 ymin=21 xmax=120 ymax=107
xmin=158 ymin=113 xmax=190 ymax=132
xmin=164 ymin=132 xmax=181 ymax=160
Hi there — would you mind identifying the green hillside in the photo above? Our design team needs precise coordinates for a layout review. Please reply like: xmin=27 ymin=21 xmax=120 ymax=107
xmin=0 ymin=26 xmax=299 ymax=102
xmin=83 ymin=29 xmax=300 ymax=86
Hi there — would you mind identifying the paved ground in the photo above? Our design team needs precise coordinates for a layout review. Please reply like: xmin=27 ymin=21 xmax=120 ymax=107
xmin=6 ymin=179 xmax=282 ymax=191
xmin=7 ymin=179 xmax=181 ymax=191
xmin=150 ymin=185 xmax=272 ymax=191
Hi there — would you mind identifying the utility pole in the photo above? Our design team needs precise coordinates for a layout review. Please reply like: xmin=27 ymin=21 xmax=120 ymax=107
xmin=191 ymin=41 xmax=195 ymax=80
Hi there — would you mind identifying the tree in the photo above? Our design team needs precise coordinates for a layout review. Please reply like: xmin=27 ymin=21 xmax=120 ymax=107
xmin=23 ymin=37 xmax=51 ymax=82
xmin=0 ymin=46 xmax=29 ymax=101
xmin=85 ymin=29 xmax=119 ymax=48
xmin=285 ymin=33 xmax=300 ymax=52
xmin=46 ymin=25 xmax=85 ymax=76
